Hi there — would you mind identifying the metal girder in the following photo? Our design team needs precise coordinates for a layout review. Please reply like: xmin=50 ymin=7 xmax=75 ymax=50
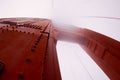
xmin=0 ymin=18 xmax=120 ymax=80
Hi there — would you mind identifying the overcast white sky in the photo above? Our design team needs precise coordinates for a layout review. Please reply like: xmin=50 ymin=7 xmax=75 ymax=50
xmin=0 ymin=0 xmax=52 ymax=18
xmin=52 ymin=0 xmax=120 ymax=41
xmin=57 ymin=41 xmax=110 ymax=80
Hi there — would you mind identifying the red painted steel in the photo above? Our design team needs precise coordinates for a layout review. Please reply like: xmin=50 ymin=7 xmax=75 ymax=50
xmin=55 ymin=27 xmax=120 ymax=80
xmin=0 ymin=18 xmax=120 ymax=80
xmin=0 ymin=18 xmax=61 ymax=80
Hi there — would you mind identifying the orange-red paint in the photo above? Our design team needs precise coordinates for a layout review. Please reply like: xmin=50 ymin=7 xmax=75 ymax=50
xmin=0 ymin=18 xmax=120 ymax=80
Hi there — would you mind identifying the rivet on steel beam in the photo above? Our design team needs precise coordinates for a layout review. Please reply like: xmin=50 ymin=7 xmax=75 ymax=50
xmin=18 ymin=73 xmax=24 ymax=79
xmin=33 ymin=45 xmax=36 ymax=48
xmin=35 ymin=42 xmax=38 ymax=46
xmin=40 ymin=31 xmax=42 ymax=33
xmin=25 ymin=58 xmax=31 ymax=62
xmin=0 ymin=61 xmax=5 ymax=75
xmin=31 ymin=49 xmax=35 ymax=52
xmin=36 ymin=40 xmax=39 ymax=43
xmin=37 ymin=39 xmax=40 ymax=42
